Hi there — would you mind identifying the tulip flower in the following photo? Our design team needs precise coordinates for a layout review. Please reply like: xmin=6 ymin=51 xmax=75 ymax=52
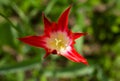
xmin=19 ymin=6 xmax=88 ymax=65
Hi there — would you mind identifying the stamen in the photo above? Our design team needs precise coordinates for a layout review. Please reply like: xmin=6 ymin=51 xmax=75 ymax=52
xmin=46 ymin=31 xmax=70 ymax=53
xmin=55 ymin=38 xmax=62 ymax=46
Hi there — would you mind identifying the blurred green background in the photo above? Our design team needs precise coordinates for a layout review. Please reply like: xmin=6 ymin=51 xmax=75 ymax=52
xmin=0 ymin=0 xmax=120 ymax=81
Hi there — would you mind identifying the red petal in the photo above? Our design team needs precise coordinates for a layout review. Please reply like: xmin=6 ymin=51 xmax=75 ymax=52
xmin=58 ymin=6 xmax=71 ymax=31
xmin=61 ymin=47 xmax=88 ymax=65
xmin=44 ymin=49 xmax=57 ymax=58
xmin=73 ymin=33 xmax=87 ymax=39
xmin=43 ymin=52 xmax=50 ymax=58
xmin=19 ymin=36 xmax=46 ymax=48
xmin=51 ymin=22 xmax=58 ymax=32
xmin=42 ymin=13 xmax=52 ymax=34
xmin=43 ymin=49 xmax=51 ymax=58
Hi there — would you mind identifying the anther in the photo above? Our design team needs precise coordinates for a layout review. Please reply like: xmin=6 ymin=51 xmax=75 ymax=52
xmin=55 ymin=38 xmax=62 ymax=46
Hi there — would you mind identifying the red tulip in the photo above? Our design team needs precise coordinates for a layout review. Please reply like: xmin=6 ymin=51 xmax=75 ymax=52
xmin=19 ymin=6 xmax=88 ymax=65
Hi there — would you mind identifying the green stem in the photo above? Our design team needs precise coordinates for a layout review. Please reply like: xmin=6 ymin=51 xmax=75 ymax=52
xmin=0 ymin=13 xmax=18 ymax=32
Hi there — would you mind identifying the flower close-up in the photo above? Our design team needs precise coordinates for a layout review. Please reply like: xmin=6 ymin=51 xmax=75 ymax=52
xmin=19 ymin=6 xmax=88 ymax=65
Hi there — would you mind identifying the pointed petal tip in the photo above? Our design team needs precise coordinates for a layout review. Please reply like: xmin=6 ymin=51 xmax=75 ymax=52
xmin=68 ymin=5 xmax=72 ymax=9
xmin=18 ymin=38 xmax=24 ymax=41
xmin=57 ymin=5 xmax=72 ymax=31
xmin=82 ymin=59 xmax=89 ymax=65
xmin=42 ymin=12 xmax=46 ymax=16
xmin=42 ymin=12 xmax=44 ymax=16
xmin=73 ymin=32 xmax=88 ymax=39
xmin=61 ymin=47 xmax=88 ymax=65
xmin=42 ymin=12 xmax=52 ymax=33
xmin=18 ymin=37 xmax=27 ymax=42
xmin=18 ymin=37 xmax=28 ymax=43
xmin=18 ymin=38 xmax=20 ymax=40
xmin=66 ymin=5 xmax=72 ymax=12
xmin=43 ymin=53 xmax=50 ymax=58
xmin=75 ymin=57 xmax=88 ymax=65
xmin=79 ymin=32 xmax=88 ymax=36
xmin=18 ymin=37 xmax=29 ymax=42
xmin=73 ymin=58 xmax=89 ymax=65
xmin=42 ymin=12 xmax=45 ymax=19
xmin=83 ymin=32 xmax=88 ymax=36
xmin=43 ymin=55 xmax=47 ymax=59
xmin=42 ymin=12 xmax=48 ymax=21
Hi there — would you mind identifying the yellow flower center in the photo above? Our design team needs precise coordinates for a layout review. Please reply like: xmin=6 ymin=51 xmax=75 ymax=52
xmin=45 ymin=31 xmax=70 ymax=54
xmin=54 ymin=38 xmax=66 ymax=51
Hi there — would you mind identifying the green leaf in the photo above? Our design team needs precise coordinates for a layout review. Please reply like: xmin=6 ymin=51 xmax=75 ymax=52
xmin=0 ymin=22 xmax=15 ymax=46
xmin=0 ymin=13 xmax=18 ymax=32
xmin=0 ymin=55 xmax=42 ymax=74
xmin=44 ymin=0 xmax=57 ymax=15
xmin=44 ymin=65 xmax=95 ymax=78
